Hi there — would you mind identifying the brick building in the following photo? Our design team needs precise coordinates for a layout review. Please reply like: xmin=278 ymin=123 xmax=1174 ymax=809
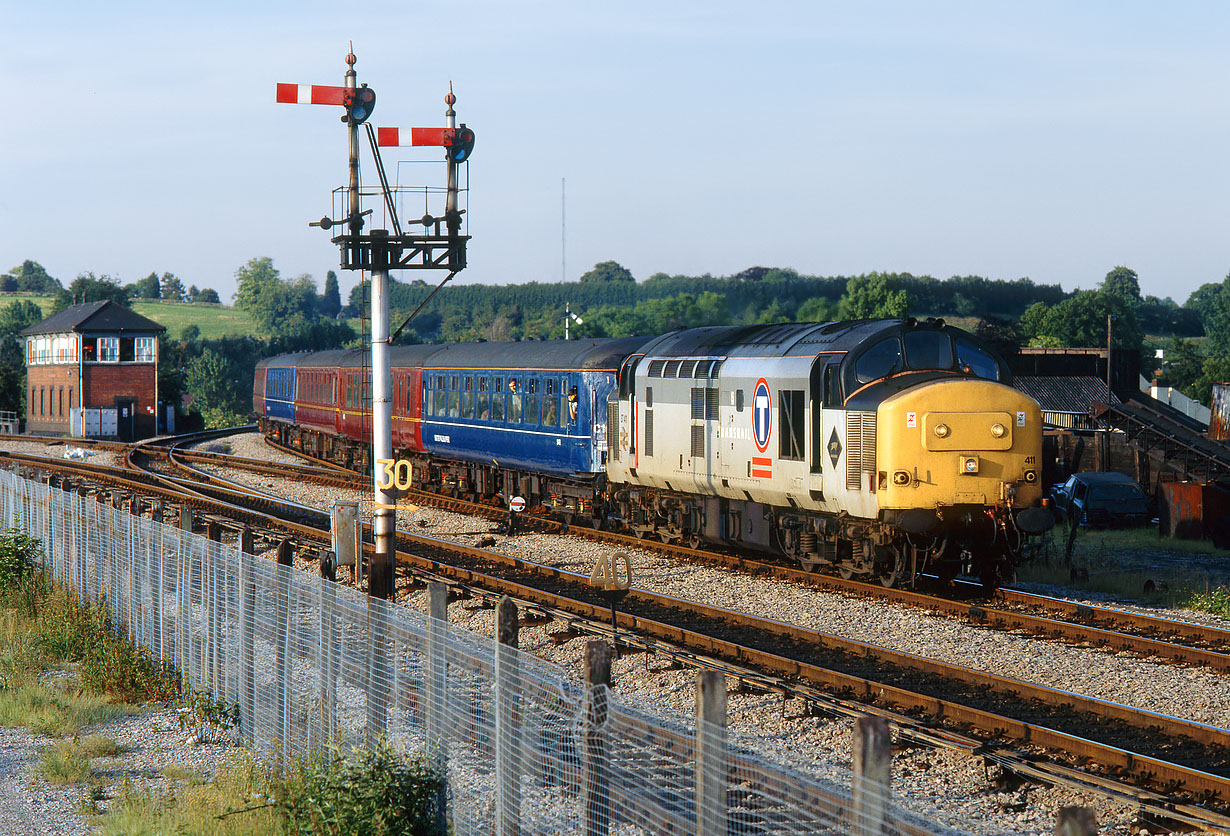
xmin=20 ymin=301 xmax=166 ymax=439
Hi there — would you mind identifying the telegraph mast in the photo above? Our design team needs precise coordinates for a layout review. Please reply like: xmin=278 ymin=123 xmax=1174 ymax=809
xmin=277 ymin=50 xmax=473 ymax=599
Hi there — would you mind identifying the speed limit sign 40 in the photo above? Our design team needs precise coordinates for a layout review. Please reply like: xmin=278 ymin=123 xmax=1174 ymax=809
xmin=509 ymin=496 xmax=526 ymax=513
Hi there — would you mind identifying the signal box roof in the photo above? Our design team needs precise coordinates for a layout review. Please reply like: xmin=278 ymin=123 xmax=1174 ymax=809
xmin=20 ymin=301 xmax=166 ymax=336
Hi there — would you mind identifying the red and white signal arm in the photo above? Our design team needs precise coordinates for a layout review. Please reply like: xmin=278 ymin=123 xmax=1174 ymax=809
xmin=509 ymin=496 xmax=526 ymax=513
xmin=377 ymin=127 xmax=453 ymax=147
xmin=275 ymin=83 xmax=346 ymax=106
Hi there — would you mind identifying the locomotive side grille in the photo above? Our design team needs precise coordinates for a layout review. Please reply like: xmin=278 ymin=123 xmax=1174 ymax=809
xmin=678 ymin=360 xmax=697 ymax=379
xmin=664 ymin=360 xmax=681 ymax=378
xmin=647 ymin=359 xmax=666 ymax=378
xmin=691 ymin=424 xmax=704 ymax=458
xmin=705 ymin=387 xmax=719 ymax=420
xmin=607 ymin=399 xmax=620 ymax=462
xmin=690 ymin=387 xmax=705 ymax=420
xmin=694 ymin=360 xmax=713 ymax=378
xmin=645 ymin=409 xmax=654 ymax=457
xmin=846 ymin=411 xmax=877 ymax=490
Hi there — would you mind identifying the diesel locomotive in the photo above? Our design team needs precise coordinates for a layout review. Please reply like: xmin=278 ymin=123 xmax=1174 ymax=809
xmin=254 ymin=318 xmax=1053 ymax=587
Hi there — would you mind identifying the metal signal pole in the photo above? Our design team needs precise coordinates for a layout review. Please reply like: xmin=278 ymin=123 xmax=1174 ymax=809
xmin=278 ymin=50 xmax=472 ymax=602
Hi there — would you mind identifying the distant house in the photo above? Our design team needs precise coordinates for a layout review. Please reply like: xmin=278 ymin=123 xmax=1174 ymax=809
xmin=20 ymin=301 xmax=166 ymax=440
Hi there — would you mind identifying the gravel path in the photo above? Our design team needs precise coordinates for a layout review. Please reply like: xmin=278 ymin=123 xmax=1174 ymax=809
xmin=5 ymin=433 xmax=1225 ymax=835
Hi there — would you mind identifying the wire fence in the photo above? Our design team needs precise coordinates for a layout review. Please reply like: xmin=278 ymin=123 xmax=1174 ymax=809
xmin=0 ymin=469 xmax=961 ymax=836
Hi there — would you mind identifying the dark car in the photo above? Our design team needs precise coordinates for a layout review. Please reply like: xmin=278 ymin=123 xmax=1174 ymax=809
xmin=1049 ymin=472 xmax=1152 ymax=528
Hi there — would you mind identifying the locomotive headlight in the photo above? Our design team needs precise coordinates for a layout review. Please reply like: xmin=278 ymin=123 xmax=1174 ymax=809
xmin=892 ymin=470 xmax=911 ymax=486
xmin=1023 ymin=469 xmax=1038 ymax=483
xmin=960 ymin=456 xmax=979 ymax=474
xmin=990 ymin=422 xmax=1006 ymax=438
xmin=934 ymin=423 xmax=950 ymax=439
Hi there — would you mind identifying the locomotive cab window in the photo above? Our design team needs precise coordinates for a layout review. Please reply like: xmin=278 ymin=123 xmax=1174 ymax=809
xmin=955 ymin=337 xmax=1001 ymax=380
xmin=854 ymin=336 xmax=903 ymax=384
xmin=779 ymin=390 xmax=805 ymax=461
xmin=904 ymin=330 xmax=952 ymax=371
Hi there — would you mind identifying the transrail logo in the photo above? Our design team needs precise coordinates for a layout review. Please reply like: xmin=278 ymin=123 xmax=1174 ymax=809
xmin=752 ymin=378 xmax=771 ymax=453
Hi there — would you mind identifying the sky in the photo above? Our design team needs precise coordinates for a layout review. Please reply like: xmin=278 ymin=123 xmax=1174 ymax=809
xmin=3 ymin=1 xmax=1230 ymax=307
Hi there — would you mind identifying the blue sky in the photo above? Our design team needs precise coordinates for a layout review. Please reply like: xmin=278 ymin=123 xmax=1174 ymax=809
xmin=3 ymin=2 xmax=1229 ymax=306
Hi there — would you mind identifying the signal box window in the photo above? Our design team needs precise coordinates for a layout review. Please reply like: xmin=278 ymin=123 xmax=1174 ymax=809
xmin=97 ymin=337 xmax=119 ymax=362
xmin=779 ymin=390 xmax=805 ymax=460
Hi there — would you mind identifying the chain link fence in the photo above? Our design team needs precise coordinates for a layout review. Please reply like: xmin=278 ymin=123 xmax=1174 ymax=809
xmin=0 ymin=469 xmax=960 ymax=836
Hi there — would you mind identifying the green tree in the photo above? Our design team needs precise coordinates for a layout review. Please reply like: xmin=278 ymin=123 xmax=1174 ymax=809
xmin=0 ymin=301 xmax=44 ymax=335
xmin=796 ymin=297 xmax=836 ymax=322
xmin=1186 ymin=274 xmax=1230 ymax=354
xmin=134 ymin=273 xmax=161 ymax=300
xmin=321 ymin=270 xmax=342 ymax=319
xmin=838 ymin=273 xmax=912 ymax=319
xmin=53 ymin=273 xmax=129 ymax=313
xmin=579 ymin=261 xmax=635 ymax=284
xmin=194 ymin=287 xmax=221 ymax=304
xmin=161 ymin=272 xmax=185 ymax=302
xmin=1019 ymin=290 xmax=1141 ymax=351
xmin=3 ymin=260 xmax=60 ymax=294
xmin=185 ymin=348 xmax=246 ymax=428
xmin=233 ymin=258 xmax=319 ymax=334
xmin=1100 ymin=266 xmax=1141 ymax=307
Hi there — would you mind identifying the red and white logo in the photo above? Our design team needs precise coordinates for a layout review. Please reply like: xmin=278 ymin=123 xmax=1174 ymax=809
xmin=752 ymin=378 xmax=772 ymax=453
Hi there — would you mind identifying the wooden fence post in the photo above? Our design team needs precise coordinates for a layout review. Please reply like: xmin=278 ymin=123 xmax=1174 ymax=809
xmin=695 ymin=670 xmax=728 ymax=836
xmin=426 ymin=581 xmax=450 ymax=832
xmin=239 ymin=527 xmax=256 ymax=746
xmin=495 ymin=597 xmax=522 ymax=836
xmin=852 ymin=716 xmax=891 ymax=836
xmin=583 ymin=640 xmax=612 ymax=836
xmin=275 ymin=539 xmax=293 ymax=761
xmin=207 ymin=522 xmax=222 ymax=691
xmin=318 ymin=549 xmax=337 ymax=745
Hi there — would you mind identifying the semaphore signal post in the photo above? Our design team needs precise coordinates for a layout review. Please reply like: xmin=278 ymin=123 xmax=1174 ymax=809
xmin=277 ymin=48 xmax=473 ymax=600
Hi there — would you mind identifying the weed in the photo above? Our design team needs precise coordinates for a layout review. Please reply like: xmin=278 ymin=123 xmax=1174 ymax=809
xmin=275 ymin=741 xmax=445 ymax=836
xmin=178 ymin=684 xmax=239 ymax=744
xmin=38 ymin=737 xmax=94 ymax=784
xmin=97 ymin=757 xmax=281 ymax=836
xmin=1182 ymin=587 xmax=1230 ymax=617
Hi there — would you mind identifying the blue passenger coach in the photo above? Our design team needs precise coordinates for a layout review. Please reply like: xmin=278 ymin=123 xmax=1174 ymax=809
xmin=262 ymin=365 xmax=296 ymax=422
xmin=417 ymin=338 xmax=649 ymax=479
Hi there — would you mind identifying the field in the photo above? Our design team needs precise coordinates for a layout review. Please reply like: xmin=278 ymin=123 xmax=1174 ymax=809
xmin=0 ymin=295 xmax=258 ymax=340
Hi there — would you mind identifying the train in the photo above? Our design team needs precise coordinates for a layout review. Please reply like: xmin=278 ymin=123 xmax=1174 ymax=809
xmin=254 ymin=318 xmax=1055 ymax=587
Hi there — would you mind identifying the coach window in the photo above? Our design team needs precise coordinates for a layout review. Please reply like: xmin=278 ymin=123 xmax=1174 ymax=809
xmin=477 ymin=377 xmax=490 ymax=421
xmin=508 ymin=378 xmax=522 ymax=423
xmin=735 ymin=389 xmax=744 ymax=412
xmin=462 ymin=376 xmax=475 ymax=419
xmin=524 ymin=378 xmax=540 ymax=425
xmin=542 ymin=378 xmax=558 ymax=427
xmin=447 ymin=377 xmax=460 ymax=418
xmin=492 ymin=378 xmax=506 ymax=421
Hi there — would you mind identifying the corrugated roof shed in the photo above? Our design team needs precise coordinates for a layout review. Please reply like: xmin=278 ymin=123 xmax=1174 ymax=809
xmin=1014 ymin=375 xmax=1118 ymax=415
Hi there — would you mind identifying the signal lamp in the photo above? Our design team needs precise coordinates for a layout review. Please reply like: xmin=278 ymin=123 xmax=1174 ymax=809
xmin=934 ymin=423 xmax=950 ymax=438
xmin=343 ymin=85 xmax=376 ymax=124
xmin=448 ymin=124 xmax=475 ymax=162
xmin=892 ymin=470 xmax=911 ymax=486
xmin=960 ymin=456 xmax=979 ymax=474
xmin=1023 ymin=470 xmax=1038 ymax=483
xmin=990 ymin=422 xmax=1006 ymax=438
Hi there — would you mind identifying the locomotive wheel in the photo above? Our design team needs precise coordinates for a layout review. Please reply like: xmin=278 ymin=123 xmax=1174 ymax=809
xmin=837 ymin=564 xmax=855 ymax=580
xmin=877 ymin=545 xmax=905 ymax=588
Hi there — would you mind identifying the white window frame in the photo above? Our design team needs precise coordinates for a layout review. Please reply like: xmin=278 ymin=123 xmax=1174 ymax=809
xmin=135 ymin=336 xmax=156 ymax=362
xmin=97 ymin=337 xmax=119 ymax=362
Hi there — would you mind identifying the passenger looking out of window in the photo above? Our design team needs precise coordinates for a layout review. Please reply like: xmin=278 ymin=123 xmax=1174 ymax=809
xmin=509 ymin=379 xmax=522 ymax=422
xmin=568 ymin=387 xmax=578 ymax=423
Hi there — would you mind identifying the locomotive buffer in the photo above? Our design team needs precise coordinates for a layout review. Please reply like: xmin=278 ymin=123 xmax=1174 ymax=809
xmin=277 ymin=49 xmax=474 ymax=600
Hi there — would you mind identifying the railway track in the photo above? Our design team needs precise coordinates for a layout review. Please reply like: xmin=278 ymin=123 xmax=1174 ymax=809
xmin=8 ymin=432 xmax=1230 ymax=830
